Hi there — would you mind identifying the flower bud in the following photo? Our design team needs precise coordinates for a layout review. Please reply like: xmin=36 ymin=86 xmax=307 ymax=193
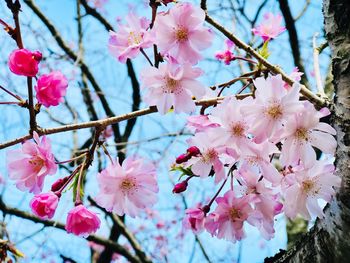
xmin=175 ymin=153 xmax=190 ymax=164
xmin=51 ymin=176 xmax=69 ymax=192
xmin=8 ymin=49 xmax=41 ymax=77
xmin=172 ymin=181 xmax=188 ymax=194
xmin=30 ymin=192 xmax=59 ymax=219
xmin=187 ymin=146 xmax=200 ymax=157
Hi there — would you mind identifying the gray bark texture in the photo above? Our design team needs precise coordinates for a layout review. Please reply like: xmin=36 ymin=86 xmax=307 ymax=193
xmin=265 ymin=0 xmax=350 ymax=262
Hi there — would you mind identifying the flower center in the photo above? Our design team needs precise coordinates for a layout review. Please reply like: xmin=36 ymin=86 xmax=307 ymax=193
xmin=120 ymin=178 xmax=136 ymax=192
xmin=128 ymin=31 xmax=142 ymax=45
xmin=163 ymin=77 xmax=179 ymax=93
xmin=265 ymin=103 xmax=283 ymax=119
xmin=202 ymin=149 xmax=217 ymax=163
xmin=295 ymin=128 xmax=308 ymax=141
xmin=28 ymin=156 xmax=45 ymax=172
xmin=229 ymin=207 xmax=241 ymax=221
xmin=175 ymin=27 xmax=188 ymax=42
xmin=302 ymin=179 xmax=320 ymax=196
xmin=230 ymin=122 xmax=245 ymax=137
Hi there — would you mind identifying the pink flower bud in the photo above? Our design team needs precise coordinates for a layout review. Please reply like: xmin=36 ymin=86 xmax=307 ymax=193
xmin=172 ymin=181 xmax=188 ymax=194
xmin=175 ymin=153 xmax=190 ymax=164
xmin=187 ymin=146 xmax=201 ymax=157
xmin=8 ymin=49 xmax=41 ymax=77
xmin=65 ymin=205 xmax=101 ymax=237
xmin=35 ymin=71 xmax=68 ymax=107
xmin=30 ymin=192 xmax=59 ymax=219
xmin=51 ymin=176 xmax=69 ymax=192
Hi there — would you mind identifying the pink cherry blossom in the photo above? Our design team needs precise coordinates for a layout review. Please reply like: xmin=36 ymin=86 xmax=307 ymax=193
xmin=209 ymin=96 xmax=253 ymax=154
xmin=153 ymin=2 xmax=213 ymax=64
xmin=215 ymin=40 xmax=235 ymax=65
xmin=35 ymin=71 xmax=68 ymax=107
xmin=141 ymin=62 xmax=205 ymax=114
xmin=208 ymin=191 xmax=253 ymax=242
xmin=182 ymin=207 xmax=205 ymax=233
xmin=30 ymin=192 xmax=59 ymax=219
xmin=185 ymin=130 xmax=233 ymax=183
xmin=8 ymin=49 xmax=42 ymax=77
xmin=252 ymin=13 xmax=286 ymax=42
xmin=7 ymin=132 xmax=57 ymax=194
xmin=284 ymin=67 xmax=304 ymax=89
xmin=108 ymin=13 xmax=154 ymax=63
xmin=283 ymin=160 xmax=340 ymax=220
xmin=280 ymin=101 xmax=337 ymax=166
xmin=241 ymin=74 xmax=303 ymax=143
xmin=235 ymin=168 xmax=283 ymax=239
xmin=239 ymin=140 xmax=281 ymax=184
xmin=96 ymin=157 xmax=158 ymax=217
xmin=66 ymin=205 xmax=101 ymax=237
xmin=186 ymin=115 xmax=219 ymax=132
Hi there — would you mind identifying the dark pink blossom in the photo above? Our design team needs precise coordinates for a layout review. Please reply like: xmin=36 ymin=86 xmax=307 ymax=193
xmin=30 ymin=192 xmax=59 ymax=219
xmin=8 ymin=49 xmax=42 ymax=77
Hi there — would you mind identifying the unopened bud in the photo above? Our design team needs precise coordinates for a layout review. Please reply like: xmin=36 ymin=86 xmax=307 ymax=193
xmin=176 ymin=153 xmax=190 ymax=164
xmin=32 ymin=51 xmax=42 ymax=62
xmin=172 ymin=181 xmax=188 ymax=194
xmin=187 ymin=146 xmax=200 ymax=157
xmin=51 ymin=176 xmax=69 ymax=192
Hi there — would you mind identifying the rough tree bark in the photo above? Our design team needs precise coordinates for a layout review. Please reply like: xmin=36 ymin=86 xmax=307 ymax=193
xmin=266 ymin=0 xmax=350 ymax=262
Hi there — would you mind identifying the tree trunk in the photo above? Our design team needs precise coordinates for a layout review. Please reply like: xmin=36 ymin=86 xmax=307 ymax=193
xmin=265 ymin=0 xmax=350 ymax=262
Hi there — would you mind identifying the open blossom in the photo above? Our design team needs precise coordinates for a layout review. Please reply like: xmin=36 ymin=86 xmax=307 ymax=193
xmin=153 ymin=2 xmax=213 ymax=64
xmin=182 ymin=207 xmax=205 ymax=233
xmin=241 ymin=74 xmax=303 ymax=143
xmin=35 ymin=71 xmax=68 ymax=107
xmin=96 ymin=157 xmax=158 ymax=217
xmin=30 ymin=192 xmax=59 ymax=219
xmin=239 ymin=141 xmax=281 ymax=185
xmin=8 ymin=49 xmax=42 ymax=77
xmin=209 ymin=96 xmax=252 ymax=154
xmin=108 ymin=13 xmax=154 ymax=63
xmin=185 ymin=130 xmax=233 ymax=183
xmin=7 ymin=132 xmax=57 ymax=194
xmin=66 ymin=205 xmax=101 ymax=237
xmin=280 ymin=102 xmax=337 ymax=166
xmin=208 ymin=191 xmax=253 ymax=242
xmin=252 ymin=13 xmax=286 ymax=42
xmin=235 ymin=168 xmax=283 ymax=239
xmin=141 ymin=62 xmax=205 ymax=114
xmin=283 ymin=160 xmax=340 ymax=220
xmin=215 ymin=39 xmax=235 ymax=65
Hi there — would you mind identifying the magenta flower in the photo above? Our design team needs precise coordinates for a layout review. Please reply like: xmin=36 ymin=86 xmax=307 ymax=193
xmin=35 ymin=71 xmax=68 ymax=107
xmin=66 ymin=205 xmax=101 ymax=237
xmin=215 ymin=40 xmax=235 ymax=65
xmin=96 ymin=157 xmax=158 ymax=217
xmin=30 ymin=192 xmax=59 ymax=219
xmin=8 ymin=49 xmax=42 ymax=77
xmin=7 ymin=132 xmax=57 ymax=194
xmin=141 ymin=62 xmax=205 ymax=114
xmin=108 ymin=13 xmax=154 ymax=63
xmin=208 ymin=191 xmax=253 ymax=242
xmin=241 ymin=75 xmax=303 ymax=143
xmin=283 ymin=160 xmax=340 ymax=219
xmin=252 ymin=13 xmax=286 ymax=42
xmin=153 ymin=2 xmax=213 ymax=64
xmin=182 ymin=207 xmax=205 ymax=233
xmin=280 ymin=102 xmax=337 ymax=166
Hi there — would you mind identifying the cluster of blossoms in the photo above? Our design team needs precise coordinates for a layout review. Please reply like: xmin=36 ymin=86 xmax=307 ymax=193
xmin=174 ymin=74 xmax=339 ymax=242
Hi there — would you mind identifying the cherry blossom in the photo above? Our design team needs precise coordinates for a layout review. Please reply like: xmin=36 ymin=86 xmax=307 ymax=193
xmin=95 ymin=157 xmax=158 ymax=217
xmin=182 ymin=207 xmax=205 ymax=233
xmin=186 ymin=115 xmax=219 ymax=132
xmin=35 ymin=71 xmax=68 ymax=107
xmin=280 ymin=101 xmax=337 ymax=166
xmin=141 ymin=62 xmax=205 ymax=114
xmin=65 ymin=205 xmax=101 ymax=237
xmin=7 ymin=132 xmax=57 ymax=194
xmin=283 ymin=160 xmax=340 ymax=220
xmin=153 ymin=2 xmax=213 ymax=64
xmin=215 ymin=39 xmax=235 ymax=65
xmin=108 ymin=13 xmax=154 ymax=63
xmin=8 ymin=49 xmax=42 ymax=77
xmin=252 ymin=13 xmax=286 ymax=42
xmin=30 ymin=192 xmax=59 ymax=219
xmin=241 ymin=74 xmax=303 ymax=143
